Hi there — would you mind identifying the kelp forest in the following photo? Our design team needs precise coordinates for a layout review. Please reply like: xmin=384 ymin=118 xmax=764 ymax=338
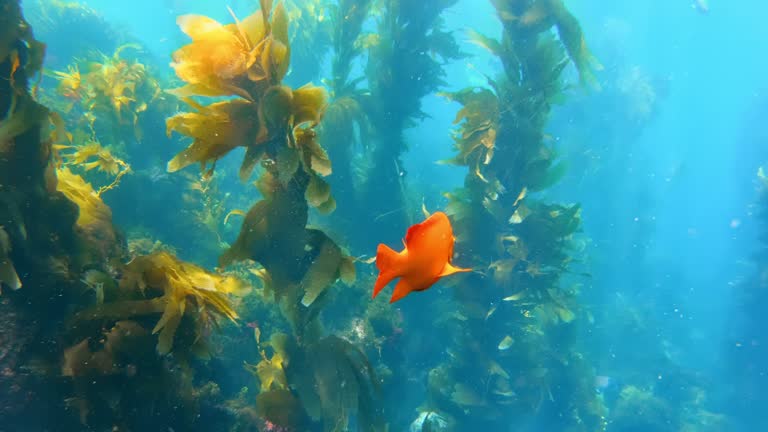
xmin=0 ymin=0 xmax=758 ymax=431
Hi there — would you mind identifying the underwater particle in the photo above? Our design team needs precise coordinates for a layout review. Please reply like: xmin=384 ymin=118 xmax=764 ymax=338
xmin=730 ymin=219 xmax=741 ymax=228
xmin=373 ymin=212 xmax=471 ymax=303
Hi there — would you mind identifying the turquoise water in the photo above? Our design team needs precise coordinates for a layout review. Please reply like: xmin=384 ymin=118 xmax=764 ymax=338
xmin=1 ymin=0 xmax=765 ymax=430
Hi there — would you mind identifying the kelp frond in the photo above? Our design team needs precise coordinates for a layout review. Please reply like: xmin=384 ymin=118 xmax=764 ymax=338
xmin=56 ymin=167 xmax=113 ymax=229
xmin=52 ymin=44 xmax=161 ymax=139
xmin=56 ymin=140 xmax=131 ymax=194
xmin=76 ymin=251 xmax=248 ymax=355
xmin=490 ymin=0 xmax=602 ymax=88
xmin=166 ymin=2 xmax=332 ymax=183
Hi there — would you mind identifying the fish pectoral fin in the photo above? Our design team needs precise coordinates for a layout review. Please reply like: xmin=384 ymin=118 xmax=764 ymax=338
xmin=390 ymin=278 xmax=415 ymax=304
xmin=439 ymin=262 xmax=472 ymax=277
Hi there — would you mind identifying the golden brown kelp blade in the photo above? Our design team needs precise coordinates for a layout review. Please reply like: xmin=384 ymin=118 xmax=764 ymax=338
xmin=166 ymin=99 xmax=258 ymax=173
xmin=75 ymin=252 xmax=245 ymax=355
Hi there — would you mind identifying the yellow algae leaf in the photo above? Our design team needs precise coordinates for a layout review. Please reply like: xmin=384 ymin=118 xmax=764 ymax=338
xmin=296 ymin=128 xmax=332 ymax=177
xmin=466 ymin=29 xmax=501 ymax=56
xmin=171 ymin=25 xmax=249 ymax=89
xmin=339 ymin=256 xmax=356 ymax=285
xmin=292 ymin=84 xmax=328 ymax=125
xmin=240 ymin=11 xmax=267 ymax=47
xmin=485 ymin=305 xmax=497 ymax=320
xmin=488 ymin=360 xmax=510 ymax=379
xmin=421 ymin=201 xmax=431 ymax=218
xmin=503 ymin=291 xmax=526 ymax=302
xmin=218 ymin=275 xmax=253 ymax=297
xmin=354 ymin=33 xmax=380 ymax=50
xmin=167 ymin=99 xmax=258 ymax=173
xmin=497 ymin=335 xmax=514 ymax=351
xmin=245 ymin=350 xmax=288 ymax=392
xmin=508 ymin=204 xmax=531 ymax=224
xmin=116 ymin=252 xmax=242 ymax=354
xmin=556 ymin=306 xmax=575 ymax=323
xmin=271 ymin=2 xmax=290 ymax=46
xmin=224 ymin=209 xmax=247 ymax=225
xmin=451 ymin=383 xmax=484 ymax=407
xmin=315 ymin=196 xmax=336 ymax=215
xmin=305 ymin=175 xmax=331 ymax=208
xmin=56 ymin=168 xmax=113 ymax=228
xmin=154 ymin=298 xmax=184 ymax=355
xmin=513 ymin=187 xmax=527 ymax=206
xmin=300 ymin=234 xmax=344 ymax=307
xmin=269 ymin=38 xmax=291 ymax=82
xmin=260 ymin=0 xmax=275 ymax=23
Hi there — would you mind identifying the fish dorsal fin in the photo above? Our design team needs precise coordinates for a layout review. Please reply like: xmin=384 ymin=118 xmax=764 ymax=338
xmin=390 ymin=278 xmax=414 ymax=303
xmin=404 ymin=212 xmax=446 ymax=252
xmin=439 ymin=262 xmax=472 ymax=277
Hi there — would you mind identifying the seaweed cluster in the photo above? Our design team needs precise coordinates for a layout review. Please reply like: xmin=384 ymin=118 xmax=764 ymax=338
xmin=421 ymin=0 xmax=606 ymax=429
xmin=164 ymin=2 xmax=384 ymax=430
xmin=50 ymin=43 xmax=166 ymax=153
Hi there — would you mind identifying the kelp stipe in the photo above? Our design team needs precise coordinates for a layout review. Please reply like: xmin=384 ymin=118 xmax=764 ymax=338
xmin=425 ymin=0 xmax=607 ymax=429
xmin=319 ymin=0 xmax=374 ymax=244
xmin=359 ymin=0 xmax=463 ymax=247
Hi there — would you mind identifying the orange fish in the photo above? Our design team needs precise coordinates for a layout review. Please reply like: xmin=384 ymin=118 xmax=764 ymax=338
xmin=373 ymin=211 xmax=470 ymax=303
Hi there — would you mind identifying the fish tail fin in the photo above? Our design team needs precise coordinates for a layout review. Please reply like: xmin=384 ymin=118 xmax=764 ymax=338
xmin=390 ymin=278 xmax=414 ymax=304
xmin=373 ymin=244 xmax=403 ymax=299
